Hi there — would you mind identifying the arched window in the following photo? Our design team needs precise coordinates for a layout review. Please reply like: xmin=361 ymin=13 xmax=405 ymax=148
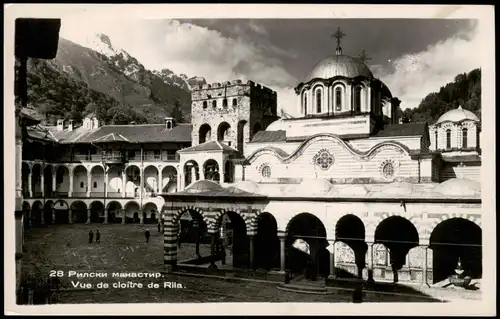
xmin=435 ymin=130 xmax=438 ymax=149
xmin=446 ymin=129 xmax=452 ymax=149
xmin=335 ymin=87 xmax=342 ymax=111
xmin=93 ymin=182 xmax=97 ymax=188
xmin=462 ymin=128 xmax=468 ymax=148
xmin=354 ymin=86 xmax=362 ymax=112
xmin=203 ymin=101 xmax=208 ymax=109
xmin=232 ymin=98 xmax=237 ymax=106
xmin=223 ymin=99 xmax=228 ymax=108
xmin=315 ymin=89 xmax=322 ymax=113
xmin=212 ymin=100 xmax=217 ymax=109
xmin=80 ymin=182 xmax=84 ymax=188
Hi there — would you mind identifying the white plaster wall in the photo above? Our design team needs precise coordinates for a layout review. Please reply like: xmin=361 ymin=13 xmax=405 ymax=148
xmin=90 ymin=169 xmax=105 ymax=192
xmin=144 ymin=166 xmax=159 ymax=192
xmin=55 ymin=168 xmax=70 ymax=192
xmin=73 ymin=169 xmax=88 ymax=193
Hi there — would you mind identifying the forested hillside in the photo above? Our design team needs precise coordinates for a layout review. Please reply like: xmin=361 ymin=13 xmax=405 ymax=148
xmin=402 ymin=68 xmax=481 ymax=124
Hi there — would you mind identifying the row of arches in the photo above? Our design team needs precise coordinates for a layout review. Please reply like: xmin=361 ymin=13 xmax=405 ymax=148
xmin=202 ymin=98 xmax=238 ymax=110
xmin=183 ymin=159 xmax=235 ymax=186
xmin=198 ymin=120 xmax=262 ymax=151
xmin=172 ymin=210 xmax=482 ymax=284
xmin=301 ymin=83 xmax=364 ymax=116
xmin=21 ymin=163 xmax=178 ymax=197
xmin=22 ymin=200 xmax=160 ymax=225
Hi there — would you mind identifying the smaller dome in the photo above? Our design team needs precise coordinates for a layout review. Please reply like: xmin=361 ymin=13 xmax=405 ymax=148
xmin=231 ymin=180 xmax=261 ymax=194
xmin=378 ymin=182 xmax=415 ymax=196
xmin=293 ymin=178 xmax=333 ymax=196
xmin=436 ymin=106 xmax=479 ymax=124
xmin=436 ymin=178 xmax=481 ymax=197
xmin=266 ymin=119 xmax=285 ymax=131
xmin=185 ymin=180 xmax=223 ymax=194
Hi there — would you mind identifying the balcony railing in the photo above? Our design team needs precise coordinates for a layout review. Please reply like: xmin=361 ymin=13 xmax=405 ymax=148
xmin=54 ymin=191 xmax=69 ymax=197
xmin=90 ymin=192 xmax=105 ymax=197
xmin=74 ymin=154 xmax=89 ymax=162
xmin=72 ymin=192 xmax=87 ymax=197
xmin=33 ymin=191 xmax=43 ymax=198
xmin=161 ymin=154 xmax=178 ymax=161
xmin=107 ymin=192 xmax=122 ymax=197
xmin=143 ymin=154 xmax=161 ymax=161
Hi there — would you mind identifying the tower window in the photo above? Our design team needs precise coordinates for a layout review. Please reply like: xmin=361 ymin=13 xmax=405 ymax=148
xmin=315 ymin=89 xmax=322 ymax=113
xmin=446 ymin=129 xmax=452 ymax=149
xmin=203 ymin=101 xmax=208 ymax=109
xmin=354 ymin=86 xmax=362 ymax=112
xmin=212 ymin=100 xmax=217 ymax=109
xmin=335 ymin=87 xmax=342 ymax=111
xmin=223 ymin=99 xmax=228 ymax=108
xmin=93 ymin=182 xmax=97 ymax=188
xmin=232 ymin=98 xmax=237 ymax=106
xmin=80 ymin=182 xmax=84 ymax=188
xmin=462 ymin=128 xmax=468 ymax=148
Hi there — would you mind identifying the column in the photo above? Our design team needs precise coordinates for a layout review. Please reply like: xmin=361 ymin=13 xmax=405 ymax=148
xmin=28 ymin=208 xmax=32 ymax=226
xmin=103 ymin=208 xmax=108 ymax=224
xmin=191 ymin=166 xmax=196 ymax=183
xmin=158 ymin=170 xmax=163 ymax=194
xmin=218 ymin=159 xmax=224 ymax=183
xmin=163 ymin=208 xmax=178 ymax=273
xmin=177 ymin=173 xmax=183 ymax=191
xmin=199 ymin=167 xmax=205 ymax=181
xmin=52 ymin=171 xmax=57 ymax=196
xmin=51 ymin=209 xmax=55 ymax=224
xmin=139 ymin=210 xmax=144 ymax=224
xmin=40 ymin=208 xmax=45 ymax=225
xmin=422 ymin=246 xmax=429 ymax=286
xmin=68 ymin=208 xmax=73 ymax=224
xmin=68 ymin=171 xmax=74 ymax=197
xmin=279 ymin=235 xmax=286 ymax=273
xmin=139 ymin=168 xmax=144 ymax=200
xmin=104 ymin=172 xmax=109 ymax=197
xmin=122 ymin=169 xmax=127 ymax=198
xmin=87 ymin=173 xmax=91 ymax=197
xmin=86 ymin=208 xmax=91 ymax=224
xmin=367 ymin=242 xmax=374 ymax=281
xmin=249 ymin=235 xmax=255 ymax=270
xmin=40 ymin=169 xmax=45 ymax=197
xmin=28 ymin=172 xmax=33 ymax=198
xmin=328 ymin=240 xmax=336 ymax=279
xmin=208 ymin=232 xmax=218 ymax=269
xmin=121 ymin=209 xmax=126 ymax=224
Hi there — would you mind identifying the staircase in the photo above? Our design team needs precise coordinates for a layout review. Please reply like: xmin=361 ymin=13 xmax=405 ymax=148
xmin=277 ymin=275 xmax=328 ymax=295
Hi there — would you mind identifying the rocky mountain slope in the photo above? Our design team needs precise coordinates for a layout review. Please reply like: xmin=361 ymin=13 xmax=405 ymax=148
xmin=24 ymin=33 xmax=207 ymax=125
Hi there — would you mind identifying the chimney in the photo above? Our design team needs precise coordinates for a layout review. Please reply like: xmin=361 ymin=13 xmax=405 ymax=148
xmin=68 ymin=119 xmax=74 ymax=131
xmin=165 ymin=117 xmax=175 ymax=130
xmin=57 ymin=119 xmax=64 ymax=131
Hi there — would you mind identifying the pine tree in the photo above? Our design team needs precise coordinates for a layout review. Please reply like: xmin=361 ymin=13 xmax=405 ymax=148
xmin=171 ymin=99 xmax=184 ymax=123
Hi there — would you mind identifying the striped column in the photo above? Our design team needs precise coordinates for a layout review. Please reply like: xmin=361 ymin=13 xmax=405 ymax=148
xmin=207 ymin=224 xmax=218 ymax=269
xmin=192 ymin=218 xmax=201 ymax=259
xmin=163 ymin=206 xmax=178 ymax=273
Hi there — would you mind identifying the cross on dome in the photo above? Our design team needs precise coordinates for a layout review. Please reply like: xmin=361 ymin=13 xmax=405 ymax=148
xmin=359 ymin=49 xmax=371 ymax=63
xmin=332 ymin=27 xmax=346 ymax=55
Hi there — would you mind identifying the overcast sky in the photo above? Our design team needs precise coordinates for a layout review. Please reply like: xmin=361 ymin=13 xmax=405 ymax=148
xmin=59 ymin=18 xmax=480 ymax=116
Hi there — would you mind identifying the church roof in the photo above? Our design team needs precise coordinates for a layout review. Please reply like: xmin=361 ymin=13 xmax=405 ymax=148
xmin=436 ymin=106 xmax=479 ymax=124
xmin=184 ymin=180 xmax=224 ymax=194
xmin=305 ymin=55 xmax=373 ymax=82
xmin=178 ymin=141 xmax=237 ymax=153
xmin=372 ymin=123 xmax=428 ymax=138
xmin=251 ymin=130 xmax=286 ymax=143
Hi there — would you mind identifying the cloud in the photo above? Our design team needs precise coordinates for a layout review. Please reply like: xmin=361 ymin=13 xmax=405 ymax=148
xmin=372 ymin=20 xmax=481 ymax=110
xmin=248 ymin=20 xmax=268 ymax=36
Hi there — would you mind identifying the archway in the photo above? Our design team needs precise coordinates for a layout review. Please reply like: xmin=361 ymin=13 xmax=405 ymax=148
xmin=374 ymin=216 xmax=419 ymax=283
xmin=335 ymin=214 xmax=367 ymax=279
xmin=90 ymin=166 xmax=105 ymax=197
xmin=43 ymin=165 xmax=53 ymax=197
xmin=237 ymin=120 xmax=248 ymax=153
xmin=224 ymin=160 xmax=235 ymax=183
xmin=22 ymin=163 xmax=30 ymax=197
xmin=31 ymin=164 xmax=42 ymax=197
xmin=107 ymin=165 xmax=124 ymax=197
xmin=124 ymin=201 xmax=141 ymax=224
xmin=217 ymin=122 xmax=231 ymax=144
xmin=31 ymin=201 xmax=43 ymax=226
xmin=72 ymin=165 xmax=88 ymax=197
xmin=144 ymin=165 xmax=159 ymax=196
xmin=142 ymin=202 xmax=158 ymax=224
xmin=183 ymin=160 xmax=199 ymax=187
xmin=254 ymin=212 xmax=280 ymax=270
xmin=429 ymin=218 xmax=482 ymax=284
xmin=125 ymin=165 xmax=141 ymax=197
xmin=53 ymin=200 xmax=69 ymax=224
xmin=175 ymin=210 xmax=209 ymax=263
xmin=89 ymin=201 xmax=104 ymax=223
xmin=106 ymin=201 xmax=122 ymax=223
xmin=203 ymin=159 xmax=220 ymax=183
xmin=286 ymin=213 xmax=329 ymax=280
xmin=55 ymin=165 xmax=70 ymax=196
xmin=43 ymin=201 xmax=54 ymax=225
xmin=70 ymin=201 xmax=88 ymax=223
xmin=214 ymin=211 xmax=249 ymax=268
xmin=199 ymin=123 xmax=212 ymax=144
xmin=161 ymin=166 xmax=177 ymax=193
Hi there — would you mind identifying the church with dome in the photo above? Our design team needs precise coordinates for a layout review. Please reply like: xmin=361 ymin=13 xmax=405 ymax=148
xmin=17 ymin=28 xmax=482 ymax=291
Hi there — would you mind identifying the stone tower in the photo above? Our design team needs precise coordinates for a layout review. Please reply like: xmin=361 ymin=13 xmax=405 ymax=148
xmin=190 ymin=80 xmax=278 ymax=154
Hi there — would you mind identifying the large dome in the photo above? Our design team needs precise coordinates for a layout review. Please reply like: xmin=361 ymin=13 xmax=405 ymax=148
xmin=436 ymin=106 xmax=479 ymax=124
xmin=184 ymin=180 xmax=223 ymax=194
xmin=305 ymin=55 xmax=373 ymax=82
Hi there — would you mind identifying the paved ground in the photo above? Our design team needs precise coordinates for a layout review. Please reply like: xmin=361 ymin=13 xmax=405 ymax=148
xmin=21 ymin=224 xmax=449 ymax=303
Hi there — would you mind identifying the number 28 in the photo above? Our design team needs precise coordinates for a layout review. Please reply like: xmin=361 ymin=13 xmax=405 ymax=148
xmin=49 ymin=270 xmax=64 ymax=277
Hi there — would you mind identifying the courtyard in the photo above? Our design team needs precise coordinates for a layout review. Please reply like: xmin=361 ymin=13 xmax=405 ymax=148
xmin=21 ymin=224 xmax=444 ymax=303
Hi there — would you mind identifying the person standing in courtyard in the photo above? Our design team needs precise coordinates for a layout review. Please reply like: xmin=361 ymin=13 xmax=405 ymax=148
xmin=96 ymin=230 xmax=101 ymax=244
xmin=145 ymin=229 xmax=150 ymax=243
xmin=88 ymin=230 xmax=94 ymax=244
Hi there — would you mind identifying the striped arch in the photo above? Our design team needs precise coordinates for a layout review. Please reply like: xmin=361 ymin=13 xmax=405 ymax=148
xmin=248 ymin=209 xmax=266 ymax=235
xmin=210 ymin=208 xmax=252 ymax=234
xmin=172 ymin=206 xmax=210 ymax=229
xmin=369 ymin=212 xmax=421 ymax=242
xmin=428 ymin=213 xmax=482 ymax=233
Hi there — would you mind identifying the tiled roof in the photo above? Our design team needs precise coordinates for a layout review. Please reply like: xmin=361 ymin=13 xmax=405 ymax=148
xmin=25 ymin=125 xmax=58 ymax=143
xmin=372 ymin=123 xmax=428 ymax=138
xmin=250 ymin=130 xmax=287 ymax=143
xmin=442 ymin=155 xmax=481 ymax=163
xmin=50 ymin=124 xmax=192 ymax=144
xmin=178 ymin=141 xmax=237 ymax=153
